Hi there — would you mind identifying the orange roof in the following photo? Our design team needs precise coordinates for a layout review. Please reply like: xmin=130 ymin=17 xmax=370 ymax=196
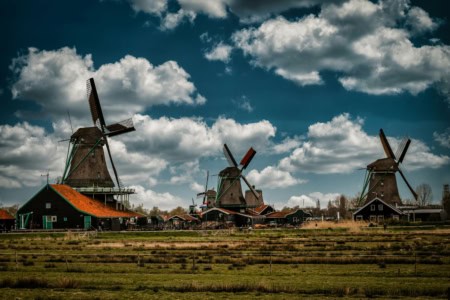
xmin=51 ymin=184 xmax=139 ymax=218
xmin=253 ymin=204 xmax=269 ymax=213
xmin=0 ymin=209 xmax=15 ymax=220
xmin=266 ymin=211 xmax=291 ymax=218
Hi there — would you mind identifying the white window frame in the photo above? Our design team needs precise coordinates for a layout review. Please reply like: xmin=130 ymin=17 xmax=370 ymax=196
xmin=370 ymin=204 xmax=375 ymax=211
xmin=392 ymin=215 xmax=399 ymax=221
xmin=45 ymin=202 xmax=51 ymax=209
xmin=356 ymin=215 xmax=363 ymax=221
xmin=369 ymin=215 xmax=377 ymax=223
xmin=377 ymin=215 xmax=384 ymax=223
xmin=378 ymin=204 xmax=383 ymax=211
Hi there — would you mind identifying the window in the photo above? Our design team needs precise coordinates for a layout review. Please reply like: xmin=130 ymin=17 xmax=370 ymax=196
xmin=370 ymin=215 xmax=377 ymax=223
xmin=370 ymin=204 xmax=375 ymax=211
xmin=293 ymin=217 xmax=299 ymax=223
xmin=392 ymin=215 xmax=399 ymax=221
xmin=64 ymin=217 xmax=67 ymax=222
xmin=378 ymin=204 xmax=383 ymax=211
xmin=356 ymin=215 xmax=363 ymax=221
xmin=45 ymin=203 xmax=51 ymax=209
xmin=377 ymin=215 xmax=384 ymax=223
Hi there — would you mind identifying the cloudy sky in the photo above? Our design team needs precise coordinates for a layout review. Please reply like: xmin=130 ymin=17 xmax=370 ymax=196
xmin=1 ymin=0 xmax=449 ymax=210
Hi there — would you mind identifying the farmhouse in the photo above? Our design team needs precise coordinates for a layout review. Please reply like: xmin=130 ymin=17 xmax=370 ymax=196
xmin=166 ymin=214 xmax=200 ymax=229
xmin=17 ymin=184 xmax=140 ymax=230
xmin=353 ymin=197 xmax=403 ymax=223
xmin=0 ymin=209 xmax=15 ymax=232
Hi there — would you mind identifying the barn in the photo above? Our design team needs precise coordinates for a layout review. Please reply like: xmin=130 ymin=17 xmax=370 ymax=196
xmin=17 ymin=184 xmax=140 ymax=230
xmin=166 ymin=214 xmax=200 ymax=229
xmin=353 ymin=197 xmax=404 ymax=223
xmin=0 ymin=209 xmax=15 ymax=232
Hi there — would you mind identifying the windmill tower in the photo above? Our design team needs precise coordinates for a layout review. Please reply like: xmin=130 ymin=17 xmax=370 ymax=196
xmin=214 ymin=144 xmax=262 ymax=210
xmin=61 ymin=78 xmax=135 ymax=192
xmin=359 ymin=129 xmax=418 ymax=206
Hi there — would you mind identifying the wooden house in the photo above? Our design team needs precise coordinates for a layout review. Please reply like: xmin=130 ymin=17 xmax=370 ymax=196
xmin=353 ymin=197 xmax=404 ymax=223
xmin=17 ymin=184 xmax=140 ymax=230
xmin=265 ymin=209 xmax=312 ymax=226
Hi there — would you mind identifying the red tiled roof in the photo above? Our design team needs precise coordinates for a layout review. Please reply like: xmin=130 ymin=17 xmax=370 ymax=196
xmin=253 ymin=204 xmax=269 ymax=214
xmin=0 ymin=209 xmax=15 ymax=220
xmin=168 ymin=214 xmax=199 ymax=222
xmin=51 ymin=184 xmax=139 ymax=218
xmin=265 ymin=211 xmax=291 ymax=218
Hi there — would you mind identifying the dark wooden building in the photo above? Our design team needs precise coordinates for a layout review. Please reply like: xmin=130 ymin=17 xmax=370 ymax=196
xmin=17 ymin=184 xmax=140 ymax=230
xmin=353 ymin=197 xmax=404 ymax=223
xmin=265 ymin=209 xmax=312 ymax=226
xmin=0 ymin=209 xmax=15 ymax=232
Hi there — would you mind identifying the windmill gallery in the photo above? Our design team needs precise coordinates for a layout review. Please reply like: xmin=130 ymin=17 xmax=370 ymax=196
xmin=13 ymin=78 xmax=447 ymax=231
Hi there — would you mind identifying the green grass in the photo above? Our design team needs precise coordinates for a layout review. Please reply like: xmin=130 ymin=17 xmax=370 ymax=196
xmin=0 ymin=226 xmax=449 ymax=299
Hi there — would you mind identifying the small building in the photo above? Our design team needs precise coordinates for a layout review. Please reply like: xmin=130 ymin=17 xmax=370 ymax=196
xmin=401 ymin=207 xmax=447 ymax=222
xmin=353 ymin=197 xmax=404 ymax=223
xmin=248 ymin=204 xmax=275 ymax=216
xmin=265 ymin=209 xmax=312 ymax=226
xmin=0 ymin=209 xmax=15 ymax=232
xmin=166 ymin=214 xmax=200 ymax=229
xmin=17 ymin=184 xmax=140 ymax=230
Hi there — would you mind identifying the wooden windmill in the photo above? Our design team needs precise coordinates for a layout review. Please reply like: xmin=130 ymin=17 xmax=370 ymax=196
xmin=214 ymin=144 xmax=262 ymax=210
xmin=359 ymin=129 xmax=418 ymax=206
xmin=62 ymin=78 xmax=135 ymax=189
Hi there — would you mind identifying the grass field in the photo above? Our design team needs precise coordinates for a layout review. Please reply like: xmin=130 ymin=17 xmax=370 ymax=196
xmin=0 ymin=223 xmax=449 ymax=299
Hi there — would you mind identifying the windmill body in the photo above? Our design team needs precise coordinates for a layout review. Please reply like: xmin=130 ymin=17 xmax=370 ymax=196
xmin=213 ymin=144 xmax=262 ymax=211
xmin=216 ymin=166 xmax=246 ymax=208
xmin=359 ymin=129 xmax=417 ymax=207
xmin=62 ymin=78 xmax=135 ymax=199
xmin=365 ymin=158 xmax=401 ymax=206
xmin=64 ymin=127 xmax=114 ymax=187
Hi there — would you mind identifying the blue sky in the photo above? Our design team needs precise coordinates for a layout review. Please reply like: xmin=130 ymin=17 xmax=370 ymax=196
xmin=1 ymin=0 xmax=449 ymax=210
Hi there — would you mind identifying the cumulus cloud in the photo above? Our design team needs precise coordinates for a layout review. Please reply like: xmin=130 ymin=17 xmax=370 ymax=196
xmin=433 ymin=128 xmax=450 ymax=148
xmin=204 ymin=42 xmax=233 ymax=63
xmin=405 ymin=7 xmax=438 ymax=35
xmin=273 ymin=136 xmax=303 ymax=154
xmin=0 ymin=122 xmax=63 ymax=188
xmin=10 ymin=47 xmax=205 ymax=123
xmin=121 ymin=114 xmax=276 ymax=162
xmin=279 ymin=113 xmax=449 ymax=174
xmin=288 ymin=192 xmax=341 ymax=208
xmin=160 ymin=9 xmax=196 ymax=31
xmin=130 ymin=185 xmax=185 ymax=210
xmin=128 ymin=0 xmax=167 ymax=15
xmin=232 ymin=0 xmax=450 ymax=97
xmin=246 ymin=166 xmax=305 ymax=189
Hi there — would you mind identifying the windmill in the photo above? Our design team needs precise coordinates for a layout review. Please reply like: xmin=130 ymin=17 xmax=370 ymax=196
xmin=215 ymin=144 xmax=262 ymax=210
xmin=61 ymin=78 xmax=135 ymax=189
xmin=358 ymin=129 xmax=417 ymax=206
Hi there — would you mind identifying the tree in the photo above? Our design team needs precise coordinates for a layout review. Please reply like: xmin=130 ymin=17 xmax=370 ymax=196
xmin=442 ymin=186 xmax=450 ymax=219
xmin=169 ymin=206 xmax=187 ymax=216
xmin=415 ymin=184 xmax=433 ymax=206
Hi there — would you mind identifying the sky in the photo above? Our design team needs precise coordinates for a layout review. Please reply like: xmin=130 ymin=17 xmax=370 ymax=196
xmin=0 ymin=0 xmax=449 ymax=210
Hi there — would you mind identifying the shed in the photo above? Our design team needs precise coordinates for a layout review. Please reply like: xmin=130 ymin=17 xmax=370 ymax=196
xmin=0 ymin=209 xmax=15 ymax=232
xmin=17 ymin=184 xmax=139 ymax=230
xmin=265 ymin=209 xmax=311 ymax=226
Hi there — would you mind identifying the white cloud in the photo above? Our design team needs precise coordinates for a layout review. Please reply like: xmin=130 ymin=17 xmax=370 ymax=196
xmin=279 ymin=113 xmax=449 ymax=174
xmin=288 ymin=192 xmax=340 ymax=208
xmin=204 ymin=42 xmax=233 ymax=63
xmin=232 ymin=95 xmax=253 ymax=112
xmin=433 ymin=128 xmax=450 ymax=148
xmin=10 ymin=47 xmax=205 ymax=123
xmin=160 ymin=9 xmax=196 ymax=31
xmin=273 ymin=136 xmax=303 ymax=154
xmin=0 ymin=122 xmax=63 ymax=188
xmin=246 ymin=166 xmax=305 ymax=189
xmin=405 ymin=7 xmax=438 ymax=35
xmin=178 ymin=0 xmax=228 ymax=18
xmin=130 ymin=185 xmax=185 ymax=211
xmin=128 ymin=0 xmax=167 ymax=15
xmin=190 ymin=181 xmax=204 ymax=193
xmin=232 ymin=1 xmax=450 ymax=97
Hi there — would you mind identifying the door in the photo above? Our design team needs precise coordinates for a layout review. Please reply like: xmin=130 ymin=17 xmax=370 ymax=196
xmin=84 ymin=216 xmax=91 ymax=229
xmin=43 ymin=216 xmax=53 ymax=229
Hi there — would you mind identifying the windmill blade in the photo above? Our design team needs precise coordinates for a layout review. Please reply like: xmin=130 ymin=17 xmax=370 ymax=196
xmin=223 ymin=144 xmax=238 ymax=167
xmin=240 ymin=147 xmax=256 ymax=169
xmin=105 ymin=118 xmax=136 ymax=137
xmin=67 ymin=111 xmax=74 ymax=134
xmin=104 ymin=137 xmax=121 ymax=189
xmin=379 ymin=129 xmax=396 ymax=159
xmin=203 ymin=170 xmax=209 ymax=204
xmin=87 ymin=78 xmax=106 ymax=128
xmin=398 ymin=168 xmax=418 ymax=200
xmin=241 ymin=174 xmax=259 ymax=199
xmin=397 ymin=139 xmax=411 ymax=164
